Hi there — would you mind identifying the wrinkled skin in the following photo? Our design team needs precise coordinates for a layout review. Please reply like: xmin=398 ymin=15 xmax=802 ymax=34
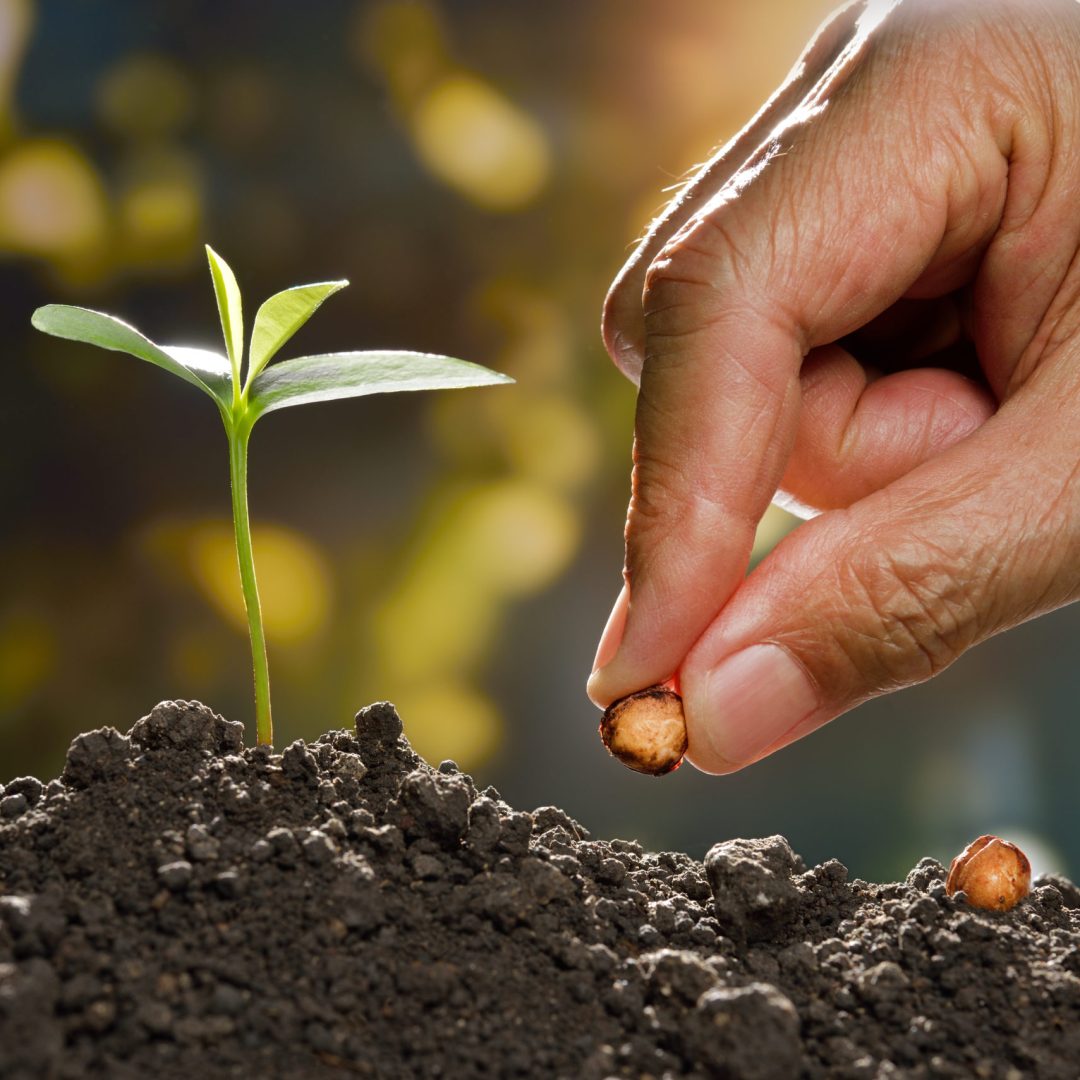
xmin=588 ymin=0 xmax=1080 ymax=773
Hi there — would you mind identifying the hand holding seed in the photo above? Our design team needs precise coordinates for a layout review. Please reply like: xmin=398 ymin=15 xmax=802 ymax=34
xmin=590 ymin=0 xmax=1080 ymax=773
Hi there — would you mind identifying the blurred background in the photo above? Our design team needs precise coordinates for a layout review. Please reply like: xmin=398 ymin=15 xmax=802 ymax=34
xmin=2 ymin=0 xmax=1077 ymax=882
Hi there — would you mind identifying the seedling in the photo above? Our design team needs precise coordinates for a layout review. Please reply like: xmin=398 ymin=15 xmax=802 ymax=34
xmin=32 ymin=246 xmax=512 ymax=747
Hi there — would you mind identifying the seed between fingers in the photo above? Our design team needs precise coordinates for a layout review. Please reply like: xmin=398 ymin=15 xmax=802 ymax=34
xmin=600 ymin=687 xmax=687 ymax=776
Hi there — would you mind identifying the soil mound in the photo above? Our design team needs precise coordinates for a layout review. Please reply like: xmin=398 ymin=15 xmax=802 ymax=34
xmin=1 ymin=701 xmax=1078 ymax=1078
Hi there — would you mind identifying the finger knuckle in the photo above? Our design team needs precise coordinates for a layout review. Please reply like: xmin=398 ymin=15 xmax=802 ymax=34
xmin=622 ymin=454 xmax=682 ymax=584
xmin=627 ymin=444 xmax=691 ymax=536
xmin=839 ymin=536 xmax=983 ymax=685
xmin=601 ymin=268 xmax=645 ymax=378
xmin=624 ymin=443 xmax=749 ymax=582
xmin=641 ymin=255 xmax=703 ymax=338
xmin=641 ymin=220 xmax=744 ymax=339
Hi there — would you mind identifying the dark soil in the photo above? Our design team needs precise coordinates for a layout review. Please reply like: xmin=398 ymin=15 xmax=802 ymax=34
xmin=2 ymin=701 xmax=1079 ymax=1079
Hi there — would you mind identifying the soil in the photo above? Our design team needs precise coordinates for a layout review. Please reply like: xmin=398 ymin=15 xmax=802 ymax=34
xmin=2 ymin=701 xmax=1079 ymax=1079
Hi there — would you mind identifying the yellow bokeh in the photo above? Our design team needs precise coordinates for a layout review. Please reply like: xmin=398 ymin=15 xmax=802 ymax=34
xmin=354 ymin=0 xmax=446 ymax=101
xmin=392 ymin=681 xmax=501 ymax=769
xmin=410 ymin=73 xmax=550 ymax=211
xmin=122 ymin=178 xmax=199 ymax=246
xmin=376 ymin=480 xmax=579 ymax=682
xmin=0 ymin=0 xmax=32 ymax=126
xmin=356 ymin=4 xmax=551 ymax=210
xmin=429 ymin=281 xmax=580 ymax=472
xmin=0 ymin=610 xmax=54 ymax=710
xmin=468 ymin=281 xmax=574 ymax=384
xmin=499 ymin=395 xmax=599 ymax=493
xmin=0 ymin=139 xmax=107 ymax=257
xmin=452 ymin=481 xmax=578 ymax=595
xmin=117 ymin=147 xmax=202 ymax=262
xmin=187 ymin=520 xmax=332 ymax=645
xmin=97 ymin=54 xmax=194 ymax=139
xmin=377 ymin=562 xmax=497 ymax=684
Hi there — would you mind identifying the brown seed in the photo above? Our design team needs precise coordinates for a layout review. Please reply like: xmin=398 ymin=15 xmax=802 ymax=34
xmin=945 ymin=834 xmax=1031 ymax=912
xmin=599 ymin=686 xmax=687 ymax=776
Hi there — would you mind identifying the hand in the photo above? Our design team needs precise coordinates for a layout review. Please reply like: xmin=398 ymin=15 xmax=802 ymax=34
xmin=588 ymin=0 xmax=1080 ymax=773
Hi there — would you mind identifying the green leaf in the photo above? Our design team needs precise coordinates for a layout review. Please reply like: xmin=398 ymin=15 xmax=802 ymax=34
xmin=31 ymin=305 xmax=232 ymax=405
xmin=161 ymin=345 xmax=233 ymax=394
xmin=246 ymin=350 xmax=513 ymax=424
xmin=248 ymin=280 xmax=348 ymax=386
xmin=206 ymin=245 xmax=243 ymax=383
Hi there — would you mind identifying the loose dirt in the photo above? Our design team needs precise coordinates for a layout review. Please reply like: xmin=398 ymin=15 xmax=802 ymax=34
xmin=2 ymin=701 xmax=1078 ymax=1078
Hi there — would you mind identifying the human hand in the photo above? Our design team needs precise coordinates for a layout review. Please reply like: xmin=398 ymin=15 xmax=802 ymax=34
xmin=588 ymin=0 xmax=1080 ymax=773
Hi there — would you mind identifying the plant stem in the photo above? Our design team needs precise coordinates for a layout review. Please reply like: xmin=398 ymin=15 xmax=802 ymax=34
xmin=228 ymin=422 xmax=272 ymax=745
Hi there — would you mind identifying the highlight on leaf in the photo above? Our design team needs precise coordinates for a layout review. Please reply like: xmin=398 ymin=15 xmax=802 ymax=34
xmin=31 ymin=249 xmax=513 ymax=748
xmin=248 ymin=281 xmax=349 ymax=385
xmin=30 ymin=304 xmax=232 ymax=406
xmin=246 ymin=350 xmax=514 ymax=422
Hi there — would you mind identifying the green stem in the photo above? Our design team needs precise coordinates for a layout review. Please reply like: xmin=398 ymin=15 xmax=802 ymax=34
xmin=228 ymin=421 xmax=272 ymax=745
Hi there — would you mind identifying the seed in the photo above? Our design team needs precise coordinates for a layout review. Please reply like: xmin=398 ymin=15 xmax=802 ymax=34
xmin=945 ymin=834 xmax=1031 ymax=912
xmin=599 ymin=686 xmax=687 ymax=776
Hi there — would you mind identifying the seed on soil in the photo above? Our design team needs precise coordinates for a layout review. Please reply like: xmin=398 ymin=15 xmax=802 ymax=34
xmin=600 ymin=686 xmax=687 ymax=776
xmin=945 ymin=834 xmax=1031 ymax=912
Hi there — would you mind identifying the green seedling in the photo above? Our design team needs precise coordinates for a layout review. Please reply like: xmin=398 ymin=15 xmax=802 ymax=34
xmin=32 ymin=246 xmax=512 ymax=747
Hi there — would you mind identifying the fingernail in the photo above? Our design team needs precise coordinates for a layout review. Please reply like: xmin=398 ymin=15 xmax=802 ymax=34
xmin=689 ymin=644 xmax=818 ymax=768
xmin=587 ymin=584 xmax=629 ymax=703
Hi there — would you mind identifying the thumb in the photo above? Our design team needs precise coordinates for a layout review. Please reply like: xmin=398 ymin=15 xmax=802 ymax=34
xmin=679 ymin=367 xmax=1080 ymax=774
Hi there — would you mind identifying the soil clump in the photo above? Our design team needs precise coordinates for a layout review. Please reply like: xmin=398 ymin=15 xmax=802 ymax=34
xmin=2 ymin=700 xmax=1079 ymax=1078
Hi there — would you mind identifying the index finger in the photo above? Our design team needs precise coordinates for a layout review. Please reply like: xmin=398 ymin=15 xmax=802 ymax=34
xmin=603 ymin=0 xmax=867 ymax=384
xmin=588 ymin=3 xmax=1014 ymax=707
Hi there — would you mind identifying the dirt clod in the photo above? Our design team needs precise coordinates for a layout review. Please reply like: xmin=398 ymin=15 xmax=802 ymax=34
xmin=683 ymin=982 xmax=801 ymax=1080
xmin=2 ymin=699 xmax=1079 ymax=1078
xmin=706 ymin=835 xmax=805 ymax=941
